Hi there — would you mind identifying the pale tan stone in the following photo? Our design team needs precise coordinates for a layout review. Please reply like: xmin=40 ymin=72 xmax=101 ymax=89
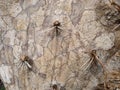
xmin=3 ymin=30 xmax=16 ymax=46
xmin=14 ymin=13 xmax=29 ymax=31
xmin=94 ymin=33 xmax=115 ymax=50
xmin=31 ymin=8 xmax=45 ymax=27
xmin=0 ymin=0 xmax=119 ymax=90
xmin=8 ymin=3 xmax=22 ymax=17
xmin=23 ymin=0 xmax=39 ymax=9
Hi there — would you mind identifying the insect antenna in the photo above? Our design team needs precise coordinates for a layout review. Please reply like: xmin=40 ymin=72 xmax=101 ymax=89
xmin=17 ymin=55 xmax=34 ymax=72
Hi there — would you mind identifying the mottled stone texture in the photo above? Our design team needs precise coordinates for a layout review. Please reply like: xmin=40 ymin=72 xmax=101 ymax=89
xmin=0 ymin=0 xmax=120 ymax=90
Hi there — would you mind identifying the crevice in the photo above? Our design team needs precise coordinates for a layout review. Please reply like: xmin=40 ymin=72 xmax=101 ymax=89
xmin=0 ymin=79 xmax=5 ymax=90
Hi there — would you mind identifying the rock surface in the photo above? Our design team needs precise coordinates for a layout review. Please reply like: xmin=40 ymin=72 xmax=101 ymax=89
xmin=0 ymin=0 xmax=120 ymax=90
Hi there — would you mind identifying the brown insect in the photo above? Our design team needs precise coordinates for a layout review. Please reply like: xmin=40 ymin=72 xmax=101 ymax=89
xmin=89 ymin=50 xmax=107 ymax=72
xmin=17 ymin=56 xmax=47 ymax=78
xmin=52 ymin=84 xmax=58 ymax=90
xmin=50 ymin=20 xmax=62 ymax=37
xmin=90 ymin=50 xmax=108 ymax=90
xmin=39 ymin=20 xmax=65 ymax=47
xmin=18 ymin=55 xmax=33 ymax=71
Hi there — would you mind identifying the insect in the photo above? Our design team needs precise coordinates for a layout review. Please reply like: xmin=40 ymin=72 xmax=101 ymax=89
xmin=115 ymin=19 xmax=120 ymax=24
xmin=47 ymin=20 xmax=63 ymax=40
xmin=38 ymin=72 xmax=46 ymax=79
xmin=51 ymin=84 xmax=58 ymax=90
xmin=38 ymin=20 xmax=71 ymax=47
xmin=18 ymin=55 xmax=33 ymax=71
xmin=52 ymin=21 xmax=62 ymax=36
xmin=89 ymin=50 xmax=108 ymax=90
xmin=90 ymin=51 xmax=106 ymax=69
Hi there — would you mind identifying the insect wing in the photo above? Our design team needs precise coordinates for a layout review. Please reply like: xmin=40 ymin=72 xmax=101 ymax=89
xmin=24 ymin=61 xmax=32 ymax=69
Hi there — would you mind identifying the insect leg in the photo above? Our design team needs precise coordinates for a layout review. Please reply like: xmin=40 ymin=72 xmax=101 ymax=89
xmin=24 ymin=61 xmax=32 ymax=69
xmin=17 ymin=62 xmax=23 ymax=70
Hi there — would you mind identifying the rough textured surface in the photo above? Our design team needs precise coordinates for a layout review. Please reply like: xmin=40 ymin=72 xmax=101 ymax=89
xmin=0 ymin=0 xmax=120 ymax=90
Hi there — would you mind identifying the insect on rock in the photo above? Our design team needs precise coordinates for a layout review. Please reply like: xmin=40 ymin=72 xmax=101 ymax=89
xmin=18 ymin=55 xmax=34 ymax=71
xmin=47 ymin=20 xmax=63 ymax=39
xmin=53 ymin=21 xmax=62 ymax=36
xmin=39 ymin=20 xmax=65 ymax=47
xmin=51 ymin=84 xmax=58 ymax=90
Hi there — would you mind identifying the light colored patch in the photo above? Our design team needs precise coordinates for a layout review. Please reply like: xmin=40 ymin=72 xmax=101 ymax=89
xmin=79 ymin=10 xmax=105 ymax=47
xmin=14 ymin=13 xmax=29 ymax=31
xmin=15 ymin=31 xmax=27 ymax=45
xmin=8 ymin=3 xmax=22 ymax=17
xmin=0 ymin=65 xmax=12 ymax=84
xmin=4 ymin=30 xmax=16 ymax=46
xmin=23 ymin=0 xmax=39 ymax=9
xmin=94 ymin=33 xmax=115 ymax=50
xmin=31 ymin=8 xmax=45 ymax=27
xmin=13 ymin=45 xmax=22 ymax=59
